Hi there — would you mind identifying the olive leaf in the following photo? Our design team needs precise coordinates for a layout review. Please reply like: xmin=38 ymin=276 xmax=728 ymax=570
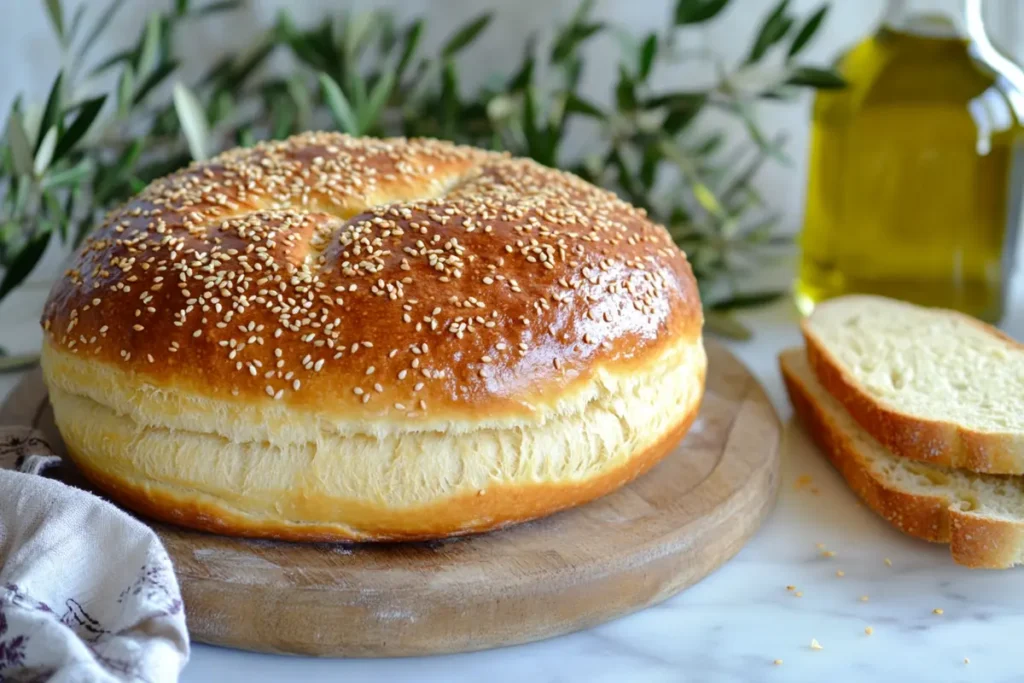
xmin=44 ymin=0 xmax=65 ymax=42
xmin=173 ymin=82 xmax=210 ymax=160
xmin=0 ymin=228 xmax=52 ymax=300
xmin=788 ymin=5 xmax=828 ymax=58
xmin=674 ymin=0 xmax=731 ymax=25
xmin=441 ymin=14 xmax=492 ymax=58
xmin=33 ymin=127 xmax=58 ymax=176
xmin=52 ymin=95 xmax=106 ymax=161
xmin=787 ymin=66 xmax=846 ymax=88
xmin=6 ymin=114 xmax=34 ymax=177
xmin=319 ymin=72 xmax=360 ymax=135
xmin=36 ymin=73 xmax=64 ymax=153
xmin=747 ymin=0 xmax=793 ymax=63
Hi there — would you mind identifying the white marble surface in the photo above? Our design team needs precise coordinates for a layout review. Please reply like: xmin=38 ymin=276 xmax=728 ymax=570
xmin=4 ymin=281 xmax=1024 ymax=683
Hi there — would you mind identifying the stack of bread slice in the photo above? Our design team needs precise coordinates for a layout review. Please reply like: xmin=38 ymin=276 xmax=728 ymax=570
xmin=780 ymin=295 xmax=1024 ymax=568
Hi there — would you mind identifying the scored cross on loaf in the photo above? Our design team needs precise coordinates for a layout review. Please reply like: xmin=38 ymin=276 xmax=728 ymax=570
xmin=40 ymin=133 xmax=706 ymax=541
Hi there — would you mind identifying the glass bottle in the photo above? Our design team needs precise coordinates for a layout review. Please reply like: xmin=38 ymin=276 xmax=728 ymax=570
xmin=795 ymin=0 xmax=1024 ymax=322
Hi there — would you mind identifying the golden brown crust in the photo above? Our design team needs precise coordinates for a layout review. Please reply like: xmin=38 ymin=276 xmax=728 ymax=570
xmin=42 ymin=133 xmax=701 ymax=422
xmin=64 ymin=405 xmax=698 ymax=542
xmin=802 ymin=315 xmax=1024 ymax=475
xmin=781 ymin=348 xmax=1024 ymax=569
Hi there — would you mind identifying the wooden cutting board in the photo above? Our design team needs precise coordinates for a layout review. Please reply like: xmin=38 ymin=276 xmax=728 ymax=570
xmin=1 ymin=339 xmax=780 ymax=657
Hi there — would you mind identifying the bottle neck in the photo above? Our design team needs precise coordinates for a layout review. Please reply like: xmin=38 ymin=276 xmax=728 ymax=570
xmin=883 ymin=0 xmax=967 ymax=37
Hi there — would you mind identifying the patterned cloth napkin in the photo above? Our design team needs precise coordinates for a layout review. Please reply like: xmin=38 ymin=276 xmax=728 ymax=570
xmin=0 ymin=426 xmax=189 ymax=683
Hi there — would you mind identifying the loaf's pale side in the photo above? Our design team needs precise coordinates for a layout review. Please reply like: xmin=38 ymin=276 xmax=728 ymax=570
xmin=802 ymin=295 xmax=1024 ymax=474
xmin=781 ymin=347 xmax=1024 ymax=569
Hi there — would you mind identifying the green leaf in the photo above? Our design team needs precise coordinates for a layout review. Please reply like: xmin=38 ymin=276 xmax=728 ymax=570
xmin=173 ymin=82 xmax=210 ymax=160
xmin=44 ymin=0 xmax=64 ymax=41
xmin=564 ymin=93 xmax=604 ymax=119
xmin=551 ymin=22 xmax=603 ymax=64
xmin=133 ymin=60 xmax=178 ymax=104
xmin=33 ymin=127 xmax=58 ymax=176
xmin=639 ymin=145 xmax=660 ymax=189
xmin=705 ymin=310 xmax=751 ymax=340
xmin=6 ymin=114 xmax=34 ymax=177
xmin=271 ymin=97 xmax=296 ymax=139
xmin=78 ymin=0 xmax=126 ymax=61
xmin=192 ymin=0 xmax=242 ymax=16
xmin=342 ymin=11 xmax=376 ymax=60
xmin=638 ymin=34 xmax=658 ymax=80
xmin=746 ymin=0 xmax=793 ymax=63
xmin=36 ymin=72 xmax=63 ymax=153
xmin=522 ymin=86 xmax=541 ymax=157
xmin=788 ymin=5 xmax=828 ymax=58
xmin=117 ymin=64 xmax=135 ymax=115
xmin=615 ymin=66 xmax=636 ymax=111
xmin=236 ymin=125 xmax=255 ymax=147
xmin=52 ymin=95 xmax=105 ymax=162
xmin=345 ymin=68 xmax=368 ymax=112
xmin=41 ymin=158 xmax=93 ymax=190
xmin=674 ymin=0 xmax=730 ymax=25
xmin=286 ymin=76 xmax=311 ymax=126
xmin=137 ymin=12 xmax=161 ymax=78
xmin=569 ymin=0 xmax=597 ymax=26
xmin=361 ymin=71 xmax=395 ymax=133
xmin=396 ymin=19 xmax=423 ymax=82
xmin=94 ymin=139 xmax=143 ymax=203
xmin=0 ymin=228 xmax=52 ymax=300
xmin=441 ymin=13 xmax=492 ymax=58
xmin=693 ymin=132 xmax=724 ymax=156
xmin=709 ymin=290 xmax=786 ymax=311
xmin=439 ymin=61 xmax=460 ymax=139
xmin=66 ymin=4 xmax=86 ymax=44
xmin=89 ymin=48 xmax=135 ymax=76
xmin=509 ymin=36 xmax=537 ymax=91
xmin=175 ymin=0 xmax=189 ymax=15
xmin=692 ymin=182 xmax=725 ymax=217
xmin=787 ymin=66 xmax=846 ymax=89
xmin=609 ymin=147 xmax=643 ymax=205
xmin=10 ymin=175 xmax=32 ymax=219
xmin=319 ymin=72 xmax=359 ymax=135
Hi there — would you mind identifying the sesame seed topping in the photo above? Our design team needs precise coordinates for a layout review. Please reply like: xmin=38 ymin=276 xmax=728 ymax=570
xmin=42 ymin=132 xmax=692 ymax=414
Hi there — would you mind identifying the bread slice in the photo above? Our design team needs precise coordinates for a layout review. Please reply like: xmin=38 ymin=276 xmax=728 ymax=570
xmin=802 ymin=295 xmax=1024 ymax=474
xmin=781 ymin=347 xmax=1024 ymax=568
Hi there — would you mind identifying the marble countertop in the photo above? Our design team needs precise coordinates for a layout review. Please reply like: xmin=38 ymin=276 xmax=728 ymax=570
xmin=4 ymin=281 xmax=1023 ymax=683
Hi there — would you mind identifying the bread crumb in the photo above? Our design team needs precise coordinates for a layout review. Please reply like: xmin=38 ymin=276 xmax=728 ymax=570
xmin=810 ymin=487 xmax=820 ymax=495
xmin=786 ymin=585 xmax=796 ymax=591
xmin=859 ymin=595 xmax=869 ymax=602
xmin=835 ymin=570 xmax=845 ymax=577
xmin=773 ymin=659 xmax=783 ymax=665
xmin=795 ymin=591 xmax=803 ymax=598
xmin=821 ymin=550 xmax=836 ymax=558
xmin=884 ymin=558 xmax=893 ymax=567
xmin=933 ymin=608 xmax=944 ymax=615
xmin=810 ymin=638 xmax=823 ymax=650
xmin=964 ymin=657 xmax=970 ymax=665
xmin=815 ymin=542 xmax=825 ymax=549
xmin=865 ymin=626 xmax=873 ymax=635
xmin=795 ymin=474 xmax=812 ymax=490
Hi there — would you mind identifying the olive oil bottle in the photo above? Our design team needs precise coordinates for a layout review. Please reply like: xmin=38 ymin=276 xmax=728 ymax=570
xmin=796 ymin=0 xmax=1024 ymax=322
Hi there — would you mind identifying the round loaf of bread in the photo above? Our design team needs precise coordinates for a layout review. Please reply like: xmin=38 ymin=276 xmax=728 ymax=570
xmin=41 ymin=132 xmax=706 ymax=541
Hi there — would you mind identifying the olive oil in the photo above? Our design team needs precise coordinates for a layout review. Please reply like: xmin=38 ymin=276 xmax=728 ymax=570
xmin=796 ymin=6 xmax=1024 ymax=322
